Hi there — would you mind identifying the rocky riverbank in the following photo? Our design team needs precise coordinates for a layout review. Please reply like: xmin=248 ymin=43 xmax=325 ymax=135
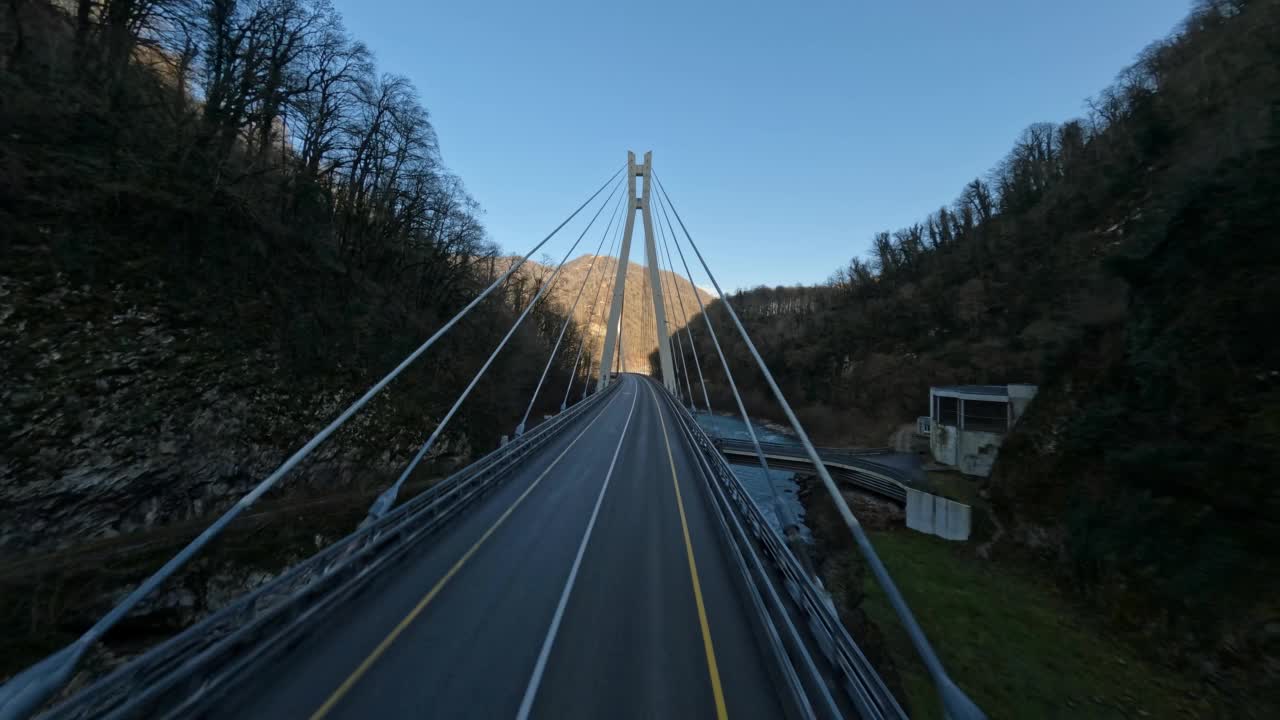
xmin=795 ymin=473 xmax=910 ymax=711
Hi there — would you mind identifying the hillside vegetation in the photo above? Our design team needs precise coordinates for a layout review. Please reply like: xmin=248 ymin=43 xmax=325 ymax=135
xmin=673 ymin=0 xmax=1279 ymax=710
xmin=0 ymin=0 xmax=593 ymax=676
xmin=0 ymin=0 xmax=602 ymax=547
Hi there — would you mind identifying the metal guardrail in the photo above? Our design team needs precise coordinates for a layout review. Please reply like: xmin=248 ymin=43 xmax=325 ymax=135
xmin=657 ymin=391 xmax=832 ymax=720
xmin=5 ymin=167 xmax=629 ymax=720
xmin=663 ymin=390 xmax=907 ymax=720
xmin=722 ymin=437 xmax=974 ymax=544
xmin=37 ymin=384 xmax=619 ymax=720
xmin=711 ymin=437 xmax=888 ymax=459
xmin=715 ymin=438 xmax=910 ymax=504
xmin=713 ymin=438 xmax=895 ymax=470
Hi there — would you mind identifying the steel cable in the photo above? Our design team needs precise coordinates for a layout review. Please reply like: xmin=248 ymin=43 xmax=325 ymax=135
xmin=516 ymin=190 xmax=627 ymax=434
xmin=566 ymin=205 xmax=626 ymax=406
xmin=655 ymin=236 xmax=695 ymax=407
xmin=651 ymin=184 xmax=798 ymax=535
xmin=368 ymin=176 xmax=626 ymax=519
xmin=655 ymin=200 xmax=708 ymax=411
xmin=653 ymin=172 xmax=986 ymax=720
xmin=0 ymin=166 xmax=626 ymax=720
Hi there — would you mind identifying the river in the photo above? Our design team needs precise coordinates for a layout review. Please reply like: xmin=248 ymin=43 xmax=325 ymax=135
xmin=692 ymin=412 xmax=811 ymax=541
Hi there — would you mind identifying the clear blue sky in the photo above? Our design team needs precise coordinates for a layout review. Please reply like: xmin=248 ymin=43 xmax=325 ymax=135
xmin=334 ymin=0 xmax=1190 ymax=292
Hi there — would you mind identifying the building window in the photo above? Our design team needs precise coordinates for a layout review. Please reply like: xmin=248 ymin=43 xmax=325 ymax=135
xmin=937 ymin=396 xmax=958 ymax=426
xmin=963 ymin=399 xmax=1008 ymax=433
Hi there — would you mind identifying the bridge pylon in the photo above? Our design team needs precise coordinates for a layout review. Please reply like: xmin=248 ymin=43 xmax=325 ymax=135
xmin=597 ymin=151 xmax=677 ymax=394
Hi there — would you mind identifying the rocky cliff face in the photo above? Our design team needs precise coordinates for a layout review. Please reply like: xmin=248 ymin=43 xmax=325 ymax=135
xmin=0 ymin=272 xmax=470 ymax=556
xmin=495 ymin=253 xmax=714 ymax=375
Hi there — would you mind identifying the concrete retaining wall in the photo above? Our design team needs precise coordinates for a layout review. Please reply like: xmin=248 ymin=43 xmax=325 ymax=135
xmin=905 ymin=488 xmax=971 ymax=541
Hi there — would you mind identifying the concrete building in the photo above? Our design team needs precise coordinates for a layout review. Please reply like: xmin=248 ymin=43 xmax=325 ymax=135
xmin=924 ymin=384 xmax=1037 ymax=477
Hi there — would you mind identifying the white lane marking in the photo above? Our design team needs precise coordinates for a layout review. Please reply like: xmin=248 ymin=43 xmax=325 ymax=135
xmin=515 ymin=378 xmax=640 ymax=720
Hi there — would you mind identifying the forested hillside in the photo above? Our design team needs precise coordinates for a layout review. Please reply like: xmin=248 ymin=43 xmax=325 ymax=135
xmin=0 ymin=0 xmax=604 ymax=545
xmin=0 ymin=0 xmax=592 ymax=674
xmin=675 ymin=0 xmax=1279 ymax=705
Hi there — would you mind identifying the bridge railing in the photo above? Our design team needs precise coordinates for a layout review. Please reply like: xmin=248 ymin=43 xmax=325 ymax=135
xmin=719 ymin=438 xmax=893 ymax=459
xmin=715 ymin=438 xmax=909 ymax=504
xmin=38 ymin=384 xmax=618 ymax=720
xmin=662 ymin=389 xmax=907 ymax=720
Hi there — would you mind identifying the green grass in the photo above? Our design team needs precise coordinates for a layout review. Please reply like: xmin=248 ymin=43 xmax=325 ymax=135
xmin=921 ymin=469 xmax=982 ymax=506
xmin=861 ymin=528 xmax=1195 ymax=720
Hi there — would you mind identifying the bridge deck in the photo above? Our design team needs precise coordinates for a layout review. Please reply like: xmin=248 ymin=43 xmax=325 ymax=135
xmin=221 ymin=375 xmax=783 ymax=719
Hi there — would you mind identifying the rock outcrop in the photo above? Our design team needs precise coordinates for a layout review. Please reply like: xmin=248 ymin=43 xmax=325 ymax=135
xmin=0 ymin=273 xmax=470 ymax=555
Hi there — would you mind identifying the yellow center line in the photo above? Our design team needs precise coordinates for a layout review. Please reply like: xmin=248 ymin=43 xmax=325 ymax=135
xmin=645 ymin=380 xmax=729 ymax=720
xmin=310 ymin=389 xmax=626 ymax=720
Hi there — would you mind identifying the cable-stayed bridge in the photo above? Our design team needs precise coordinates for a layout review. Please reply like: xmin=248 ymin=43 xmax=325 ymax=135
xmin=0 ymin=153 xmax=984 ymax=720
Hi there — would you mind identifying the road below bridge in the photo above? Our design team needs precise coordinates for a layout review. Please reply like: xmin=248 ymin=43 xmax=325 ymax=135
xmin=221 ymin=374 xmax=784 ymax=719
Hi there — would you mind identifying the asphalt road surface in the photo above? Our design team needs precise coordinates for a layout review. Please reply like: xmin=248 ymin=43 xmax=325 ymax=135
xmin=221 ymin=374 xmax=784 ymax=719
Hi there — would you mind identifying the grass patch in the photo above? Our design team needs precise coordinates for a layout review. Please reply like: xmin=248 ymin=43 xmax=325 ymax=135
xmin=861 ymin=528 xmax=1194 ymax=719
xmin=921 ymin=469 xmax=982 ymax=506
